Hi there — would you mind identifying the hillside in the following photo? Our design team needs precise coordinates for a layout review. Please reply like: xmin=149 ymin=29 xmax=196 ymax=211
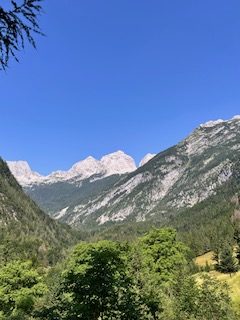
xmin=82 ymin=116 xmax=240 ymax=227
xmin=0 ymin=158 xmax=78 ymax=264
xmin=34 ymin=116 xmax=240 ymax=228
xmin=90 ymin=157 xmax=240 ymax=253
xmin=8 ymin=116 xmax=240 ymax=231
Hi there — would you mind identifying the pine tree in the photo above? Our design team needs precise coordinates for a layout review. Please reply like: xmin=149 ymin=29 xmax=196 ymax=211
xmin=234 ymin=224 xmax=240 ymax=265
xmin=217 ymin=246 xmax=238 ymax=274
xmin=213 ymin=247 xmax=221 ymax=269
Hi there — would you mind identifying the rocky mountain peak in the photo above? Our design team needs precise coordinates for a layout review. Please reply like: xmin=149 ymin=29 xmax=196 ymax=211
xmin=7 ymin=161 xmax=42 ymax=185
xmin=200 ymin=115 xmax=240 ymax=128
xmin=100 ymin=151 xmax=137 ymax=176
xmin=139 ymin=153 xmax=156 ymax=166
xmin=7 ymin=160 xmax=32 ymax=175
xmin=7 ymin=151 xmax=138 ymax=186
xmin=70 ymin=156 xmax=100 ymax=178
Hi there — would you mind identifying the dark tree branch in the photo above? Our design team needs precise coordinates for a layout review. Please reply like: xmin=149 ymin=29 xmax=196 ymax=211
xmin=0 ymin=0 xmax=44 ymax=70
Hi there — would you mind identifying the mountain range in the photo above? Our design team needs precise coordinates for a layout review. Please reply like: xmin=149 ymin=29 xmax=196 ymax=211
xmin=7 ymin=115 xmax=240 ymax=229
xmin=7 ymin=151 xmax=155 ymax=186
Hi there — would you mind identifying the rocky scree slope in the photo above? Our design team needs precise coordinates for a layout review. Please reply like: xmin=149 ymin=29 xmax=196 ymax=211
xmin=50 ymin=116 xmax=240 ymax=227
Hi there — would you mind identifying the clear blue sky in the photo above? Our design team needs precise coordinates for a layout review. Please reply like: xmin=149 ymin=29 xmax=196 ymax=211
xmin=1 ymin=0 xmax=240 ymax=174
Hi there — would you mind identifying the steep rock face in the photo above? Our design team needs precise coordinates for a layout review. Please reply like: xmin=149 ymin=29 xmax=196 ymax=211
xmin=7 ymin=161 xmax=43 ymax=186
xmin=56 ymin=116 xmax=240 ymax=227
xmin=26 ymin=174 xmax=123 ymax=220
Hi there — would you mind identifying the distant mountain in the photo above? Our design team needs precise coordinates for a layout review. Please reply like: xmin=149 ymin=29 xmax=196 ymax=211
xmin=7 ymin=160 xmax=43 ymax=186
xmin=0 ymin=158 xmax=76 ymax=263
xmin=8 ymin=116 xmax=240 ymax=229
xmin=7 ymin=151 xmax=139 ymax=186
xmin=8 ymin=151 xmax=153 ymax=223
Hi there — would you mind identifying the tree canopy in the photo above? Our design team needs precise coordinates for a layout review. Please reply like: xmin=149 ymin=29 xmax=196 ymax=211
xmin=0 ymin=260 xmax=46 ymax=319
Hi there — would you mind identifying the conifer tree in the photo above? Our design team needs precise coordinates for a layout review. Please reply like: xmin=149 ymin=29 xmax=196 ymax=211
xmin=217 ymin=246 xmax=238 ymax=274
xmin=0 ymin=0 xmax=43 ymax=70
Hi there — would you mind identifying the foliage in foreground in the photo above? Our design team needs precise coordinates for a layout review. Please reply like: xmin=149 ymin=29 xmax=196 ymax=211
xmin=0 ymin=260 xmax=47 ymax=320
xmin=0 ymin=228 xmax=236 ymax=319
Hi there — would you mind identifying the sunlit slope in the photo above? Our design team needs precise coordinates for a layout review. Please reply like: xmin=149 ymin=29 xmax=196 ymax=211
xmin=0 ymin=158 xmax=77 ymax=262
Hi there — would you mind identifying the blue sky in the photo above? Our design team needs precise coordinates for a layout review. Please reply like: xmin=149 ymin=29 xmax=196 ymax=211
xmin=1 ymin=0 xmax=240 ymax=174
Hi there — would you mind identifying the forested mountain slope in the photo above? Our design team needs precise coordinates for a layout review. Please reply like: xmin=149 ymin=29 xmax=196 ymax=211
xmin=0 ymin=158 xmax=78 ymax=264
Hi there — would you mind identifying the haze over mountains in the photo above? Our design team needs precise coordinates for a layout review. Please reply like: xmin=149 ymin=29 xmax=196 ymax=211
xmin=7 ymin=115 xmax=240 ymax=228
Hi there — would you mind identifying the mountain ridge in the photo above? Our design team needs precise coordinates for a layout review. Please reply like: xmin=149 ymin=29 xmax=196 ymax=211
xmin=7 ymin=115 xmax=240 ymax=228
xmin=7 ymin=151 xmax=153 ymax=187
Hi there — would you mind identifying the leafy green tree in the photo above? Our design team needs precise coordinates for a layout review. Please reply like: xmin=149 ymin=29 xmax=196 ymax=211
xmin=130 ymin=228 xmax=189 ymax=319
xmin=38 ymin=240 xmax=145 ymax=320
xmin=0 ymin=227 xmax=236 ymax=320
xmin=0 ymin=260 xmax=47 ymax=319
xmin=0 ymin=0 xmax=43 ymax=70
xmin=140 ymin=228 xmax=188 ymax=283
